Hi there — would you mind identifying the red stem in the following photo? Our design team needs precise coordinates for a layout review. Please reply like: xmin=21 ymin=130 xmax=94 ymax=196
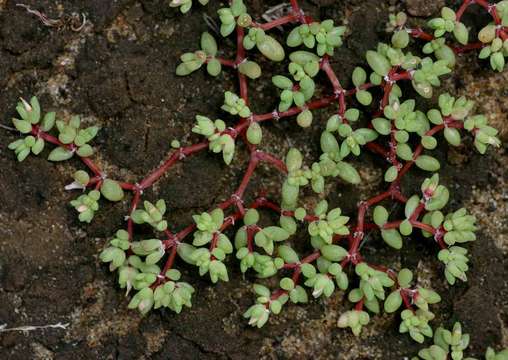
xmin=215 ymin=57 xmax=236 ymax=67
xmin=254 ymin=150 xmax=287 ymax=173
xmin=252 ymin=14 xmax=300 ymax=31
xmin=162 ymin=246 xmax=177 ymax=274
xmin=253 ymin=95 xmax=339 ymax=122
xmin=455 ymin=0 xmax=474 ymax=21
xmin=354 ymin=298 xmax=365 ymax=311
xmin=320 ymin=57 xmax=346 ymax=116
xmin=234 ymin=153 xmax=258 ymax=198
xmin=139 ymin=142 xmax=208 ymax=189
xmin=127 ymin=190 xmax=141 ymax=240
xmin=409 ymin=28 xmax=434 ymax=41
xmin=453 ymin=42 xmax=485 ymax=54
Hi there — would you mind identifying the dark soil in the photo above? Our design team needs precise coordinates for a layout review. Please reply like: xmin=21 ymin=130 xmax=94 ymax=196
xmin=0 ymin=0 xmax=507 ymax=359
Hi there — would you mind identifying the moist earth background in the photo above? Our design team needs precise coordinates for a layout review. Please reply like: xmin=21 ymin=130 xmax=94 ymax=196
xmin=0 ymin=0 xmax=507 ymax=359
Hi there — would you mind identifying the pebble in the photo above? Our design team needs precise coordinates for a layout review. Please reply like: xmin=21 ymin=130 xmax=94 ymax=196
xmin=405 ymin=0 xmax=445 ymax=17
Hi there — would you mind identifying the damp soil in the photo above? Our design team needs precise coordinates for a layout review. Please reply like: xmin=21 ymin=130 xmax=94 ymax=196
xmin=0 ymin=0 xmax=507 ymax=359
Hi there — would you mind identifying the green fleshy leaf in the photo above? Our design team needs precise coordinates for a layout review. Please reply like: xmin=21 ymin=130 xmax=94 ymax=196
xmin=48 ymin=147 xmax=73 ymax=161
xmin=100 ymin=179 xmax=125 ymax=202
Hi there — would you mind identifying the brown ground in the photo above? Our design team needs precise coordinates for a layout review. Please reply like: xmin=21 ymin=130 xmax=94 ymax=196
xmin=0 ymin=0 xmax=507 ymax=359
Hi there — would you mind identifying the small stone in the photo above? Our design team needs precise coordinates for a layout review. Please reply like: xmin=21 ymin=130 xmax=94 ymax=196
xmin=406 ymin=0 xmax=445 ymax=17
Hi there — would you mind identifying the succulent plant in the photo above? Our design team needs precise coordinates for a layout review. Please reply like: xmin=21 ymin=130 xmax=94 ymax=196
xmin=5 ymin=0 xmax=507 ymax=357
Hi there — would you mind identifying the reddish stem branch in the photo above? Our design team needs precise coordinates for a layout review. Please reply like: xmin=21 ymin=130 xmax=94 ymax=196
xmin=320 ymin=57 xmax=346 ymax=116
xmin=162 ymin=246 xmax=178 ymax=274
xmin=365 ymin=142 xmax=389 ymax=157
xmin=139 ymin=142 xmax=208 ymax=189
xmin=234 ymin=154 xmax=259 ymax=199
xmin=80 ymin=157 xmax=102 ymax=176
xmin=354 ymin=298 xmax=365 ymax=311
xmin=411 ymin=221 xmax=436 ymax=234
xmin=290 ymin=0 xmax=304 ymax=22
xmin=253 ymin=95 xmax=339 ymax=122
xmin=455 ymin=0 xmax=474 ymax=21
xmin=127 ymin=190 xmax=141 ymax=240
xmin=409 ymin=28 xmax=434 ymax=41
xmin=453 ymin=42 xmax=485 ymax=54
xmin=254 ymin=150 xmax=288 ymax=173
xmin=215 ymin=57 xmax=236 ymax=67
xmin=252 ymin=14 xmax=300 ymax=30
